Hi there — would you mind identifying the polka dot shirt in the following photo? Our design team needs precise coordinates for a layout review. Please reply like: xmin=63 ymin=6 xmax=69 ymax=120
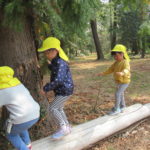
xmin=43 ymin=56 xmax=74 ymax=96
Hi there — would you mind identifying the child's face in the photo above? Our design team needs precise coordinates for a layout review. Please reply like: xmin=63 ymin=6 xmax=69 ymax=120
xmin=114 ymin=52 xmax=124 ymax=61
xmin=44 ymin=49 xmax=58 ymax=60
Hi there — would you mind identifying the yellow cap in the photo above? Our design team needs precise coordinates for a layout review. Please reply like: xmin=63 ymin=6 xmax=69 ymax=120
xmin=0 ymin=66 xmax=21 ymax=89
xmin=112 ymin=44 xmax=130 ymax=62
xmin=38 ymin=37 xmax=69 ymax=62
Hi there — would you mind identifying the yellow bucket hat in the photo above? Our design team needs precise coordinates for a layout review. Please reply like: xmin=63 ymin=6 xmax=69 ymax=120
xmin=111 ymin=44 xmax=130 ymax=62
xmin=0 ymin=66 xmax=21 ymax=89
xmin=38 ymin=37 xmax=69 ymax=62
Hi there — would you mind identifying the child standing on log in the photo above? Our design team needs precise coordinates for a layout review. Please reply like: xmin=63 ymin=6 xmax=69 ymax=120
xmin=97 ymin=44 xmax=131 ymax=115
xmin=38 ymin=37 xmax=74 ymax=140
xmin=0 ymin=66 xmax=40 ymax=150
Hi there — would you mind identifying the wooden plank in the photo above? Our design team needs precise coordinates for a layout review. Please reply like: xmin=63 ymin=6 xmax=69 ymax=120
xmin=32 ymin=103 xmax=150 ymax=150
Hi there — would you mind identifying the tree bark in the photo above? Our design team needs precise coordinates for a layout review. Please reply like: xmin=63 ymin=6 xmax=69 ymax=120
xmin=90 ymin=19 xmax=104 ymax=60
xmin=0 ymin=17 xmax=42 ymax=97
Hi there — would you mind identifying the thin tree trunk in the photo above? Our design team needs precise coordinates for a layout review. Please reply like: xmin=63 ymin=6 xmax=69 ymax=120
xmin=110 ymin=5 xmax=117 ymax=49
xmin=90 ymin=19 xmax=104 ymax=60
xmin=141 ymin=37 xmax=146 ymax=58
xmin=132 ymin=40 xmax=139 ymax=55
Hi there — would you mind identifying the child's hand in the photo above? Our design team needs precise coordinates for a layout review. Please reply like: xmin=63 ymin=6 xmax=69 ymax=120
xmin=47 ymin=60 xmax=51 ymax=64
xmin=116 ymin=72 xmax=124 ymax=76
xmin=97 ymin=73 xmax=104 ymax=76
xmin=40 ymin=89 xmax=46 ymax=96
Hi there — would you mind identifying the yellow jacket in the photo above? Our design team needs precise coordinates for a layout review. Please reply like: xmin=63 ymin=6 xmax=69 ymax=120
xmin=103 ymin=60 xmax=131 ymax=84
xmin=0 ymin=66 xmax=21 ymax=89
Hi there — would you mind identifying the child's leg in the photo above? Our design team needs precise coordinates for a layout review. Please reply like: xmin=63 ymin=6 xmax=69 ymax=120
xmin=115 ymin=83 xmax=129 ymax=109
xmin=49 ymin=96 xmax=70 ymax=128
xmin=120 ymin=93 xmax=126 ymax=108
xmin=58 ymin=107 xmax=69 ymax=125
xmin=7 ymin=133 xmax=29 ymax=150
xmin=20 ymin=130 xmax=31 ymax=145
xmin=6 ymin=118 xmax=38 ymax=150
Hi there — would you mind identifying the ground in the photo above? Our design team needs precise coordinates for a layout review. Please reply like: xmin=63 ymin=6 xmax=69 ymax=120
xmin=1 ymin=55 xmax=149 ymax=150
xmin=45 ymin=54 xmax=150 ymax=150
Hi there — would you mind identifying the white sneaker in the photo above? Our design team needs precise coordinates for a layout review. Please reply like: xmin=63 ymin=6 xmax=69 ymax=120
xmin=51 ymin=125 xmax=70 ymax=140
xmin=66 ymin=124 xmax=72 ymax=133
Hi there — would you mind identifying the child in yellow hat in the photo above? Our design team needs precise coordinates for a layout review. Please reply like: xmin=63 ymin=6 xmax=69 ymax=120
xmin=0 ymin=66 xmax=40 ymax=150
xmin=38 ymin=37 xmax=74 ymax=140
xmin=97 ymin=44 xmax=131 ymax=115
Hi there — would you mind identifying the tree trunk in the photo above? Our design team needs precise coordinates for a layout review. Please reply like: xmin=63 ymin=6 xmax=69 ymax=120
xmin=0 ymin=16 xmax=49 ymax=149
xmin=0 ymin=17 xmax=42 ymax=98
xmin=110 ymin=5 xmax=117 ymax=49
xmin=132 ymin=40 xmax=139 ymax=55
xmin=90 ymin=19 xmax=104 ymax=60
xmin=141 ymin=37 xmax=146 ymax=58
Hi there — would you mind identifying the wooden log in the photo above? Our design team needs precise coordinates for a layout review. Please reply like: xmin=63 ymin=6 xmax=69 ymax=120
xmin=32 ymin=103 xmax=150 ymax=150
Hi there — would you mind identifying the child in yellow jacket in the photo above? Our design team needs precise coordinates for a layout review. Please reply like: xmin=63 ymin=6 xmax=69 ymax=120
xmin=97 ymin=44 xmax=131 ymax=115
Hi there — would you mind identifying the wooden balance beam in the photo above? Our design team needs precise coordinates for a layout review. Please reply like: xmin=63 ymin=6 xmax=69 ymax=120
xmin=32 ymin=103 xmax=150 ymax=150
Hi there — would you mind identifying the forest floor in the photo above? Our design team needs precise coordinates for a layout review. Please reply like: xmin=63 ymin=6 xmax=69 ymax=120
xmin=1 ymin=54 xmax=150 ymax=150
xmin=45 ymin=54 xmax=150 ymax=150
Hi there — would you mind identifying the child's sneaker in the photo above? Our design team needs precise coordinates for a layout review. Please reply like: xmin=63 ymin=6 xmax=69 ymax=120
xmin=120 ymin=106 xmax=126 ymax=113
xmin=108 ymin=107 xmax=121 ymax=115
xmin=27 ymin=143 xmax=32 ymax=150
xmin=51 ymin=125 xmax=70 ymax=140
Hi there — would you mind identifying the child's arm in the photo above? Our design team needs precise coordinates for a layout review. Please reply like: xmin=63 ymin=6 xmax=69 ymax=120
xmin=43 ymin=59 xmax=67 ymax=92
xmin=122 ymin=61 xmax=130 ymax=75
xmin=97 ymin=62 xmax=115 ymax=76
xmin=116 ymin=61 xmax=130 ymax=76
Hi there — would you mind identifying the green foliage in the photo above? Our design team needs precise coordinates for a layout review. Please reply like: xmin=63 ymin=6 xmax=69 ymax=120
xmin=58 ymin=0 xmax=101 ymax=37
xmin=1 ymin=0 xmax=25 ymax=31
xmin=32 ymin=0 xmax=64 ymax=38
xmin=0 ymin=0 xmax=103 ymax=57
xmin=109 ymin=0 xmax=150 ymax=55
xmin=118 ymin=11 xmax=141 ymax=45
xmin=138 ymin=21 xmax=150 ymax=36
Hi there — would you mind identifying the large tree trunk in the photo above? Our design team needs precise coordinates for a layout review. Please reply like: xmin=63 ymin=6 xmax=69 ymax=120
xmin=0 ymin=17 xmax=42 ymax=98
xmin=90 ymin=19 xmax=104 ymax=60
xmin=0 ymin=16 xmax=49 ymax=149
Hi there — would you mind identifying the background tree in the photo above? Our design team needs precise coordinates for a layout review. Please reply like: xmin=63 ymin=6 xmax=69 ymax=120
xmin=109 ymin=0 xmax=117 ymax=49
xmin=91 ymin=19 xmax=104 ymax=60
xmin=108 ymin=0 xmax=150 ymax=57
